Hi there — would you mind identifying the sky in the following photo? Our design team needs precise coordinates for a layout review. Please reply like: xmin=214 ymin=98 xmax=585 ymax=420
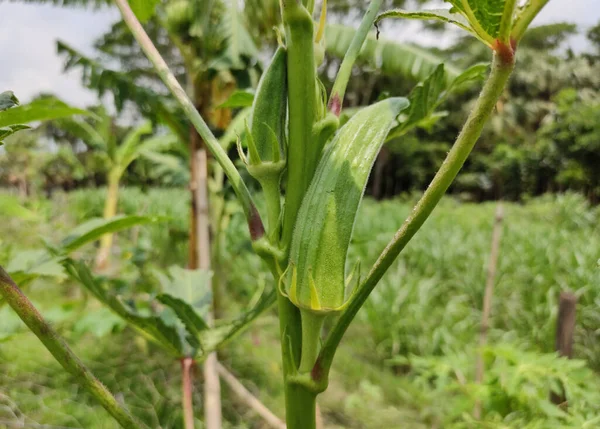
xmin=0 ymin=1 xmax=598 ymax=106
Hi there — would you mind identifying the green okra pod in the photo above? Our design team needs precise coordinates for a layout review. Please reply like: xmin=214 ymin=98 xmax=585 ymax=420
xmin=282 ymin=97 xmax=409 ymax=314
xmin=239 ymin=47 xmax=288 ymax=240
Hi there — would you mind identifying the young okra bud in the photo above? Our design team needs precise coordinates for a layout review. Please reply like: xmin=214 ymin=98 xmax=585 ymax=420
xmin=238 ymin=47 xmax=287 ymax=239
xmin=282 ymin=97 xmax=409 ymax=313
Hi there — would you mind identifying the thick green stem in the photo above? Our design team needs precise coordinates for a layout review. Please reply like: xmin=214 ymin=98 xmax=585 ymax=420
xmin=0 ymin=267 xmax=146 ymax=429
xmin=281 ymin=0 xmax=319 ymax=247
xmin=328 ymin=0 xmax=383 ymax=115
xmin=113 ymin=0 xmax=261 ymax=237
xmin=318 ymin=52 xmax=515 ymax=381
xmin=284 ymin=382 xmax=317 ymax=429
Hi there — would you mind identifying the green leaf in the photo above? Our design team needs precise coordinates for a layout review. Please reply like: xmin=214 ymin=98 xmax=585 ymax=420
xmin=60 ymin=215 xmax=162 ymax=254
xmin=0 ymin=124 xmax=31 ymax=143
xmin=388 ymin=62 xmax=487 ymax=140
xmin=379 ymin=1 xmax=515 ymax=46
xmin=217 ymin=90 xmax=255 ymax=109
xmin=325 ymin=23 xmax=461 ymax=82
xmin=0 ymin=91 xmax=19 ymax=111
xmin=128 ymin=0 xmax=160 ymax=23
xmin=377 ymin=9 xmax=478 ymax=40
xmin=154 ymin=266 xmax=212 ymax=341
xmin=451 ymin=0 xmax=506 ymax=40
xmin=0 ymin=97 xmax=89 ymax=128
xmin=72 ymin=307 xmax=126 ymax=338
xmin=65 ymin=259 xmax=183 ymax=356
xmin=6 ymin=250 xmax=66 ymax=279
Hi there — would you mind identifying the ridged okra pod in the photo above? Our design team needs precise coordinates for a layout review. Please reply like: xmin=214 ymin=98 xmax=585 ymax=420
xmin=281 ymin=97 xmax=409 ymax=371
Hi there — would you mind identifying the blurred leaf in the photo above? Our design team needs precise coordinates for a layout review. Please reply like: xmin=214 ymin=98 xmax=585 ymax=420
xmin=73 ymin=307 xmax=126 ymax=338
xmin=60 ymin=215 xmax=163 ymax=254
xmin=6 ymin=250 xmax=66 ymax=279
xmin=155 ymin=266 xmax=212 ymax=343
xmin=325 ymin=23 xmax=461 ymax=82
xmin=128 ymin=0 xmax=160 ymax=23
xmin=0 ymin=97 xmax=89 ymax=128
xmin=64 ymin=259 xmax=183 ymax=356
xmin=217 ymin=90 xmax=255 ymax=108
xmin=0 ymin=194 xmax=37 ymax=219
xmin=0 ymin=91 xmax=19 ymax=111
xmin=0 ymin=124 xmax=31 ymax=144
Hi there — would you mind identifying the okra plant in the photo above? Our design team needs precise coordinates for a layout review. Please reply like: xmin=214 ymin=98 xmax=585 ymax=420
xmin=0 ymin=0 xmax=552 ymax=427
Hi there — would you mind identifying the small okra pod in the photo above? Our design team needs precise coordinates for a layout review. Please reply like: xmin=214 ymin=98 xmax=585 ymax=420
xmin=238 ymin=47 xmax=288 ymax=241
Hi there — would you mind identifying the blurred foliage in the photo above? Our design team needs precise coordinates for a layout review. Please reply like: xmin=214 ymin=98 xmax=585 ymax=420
xmin=1 ymin=192 xmax=599 ymax=427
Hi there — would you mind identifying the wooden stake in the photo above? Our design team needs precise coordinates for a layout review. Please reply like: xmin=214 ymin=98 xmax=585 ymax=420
xmin=551 ymin=291 xmax=577 ymax=406
xmin=196 ymin=149 xmax=223 ymax=429
xmin=474 ymin=204 xmax=504 ymax=419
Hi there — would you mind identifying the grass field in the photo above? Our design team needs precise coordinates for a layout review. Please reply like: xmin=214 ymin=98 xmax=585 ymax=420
xmin=1 ymin=189 xmax=599 ymax=428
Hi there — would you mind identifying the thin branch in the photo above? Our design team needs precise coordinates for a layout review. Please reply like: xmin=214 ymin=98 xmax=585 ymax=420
xmin=0 ymin=266 xmax=146 ymax=429
xmin=474 ymin=204 xmax=504 ymax=419
xmin=328 ymin=0 xmax=384 ymax=116
xmin=113 ymin=0 xmax=263 ymax=238
xmin=196 ymin=149 xmax=223 ymax=429
xmin=217 ymin=362 xmax=286 ymax=429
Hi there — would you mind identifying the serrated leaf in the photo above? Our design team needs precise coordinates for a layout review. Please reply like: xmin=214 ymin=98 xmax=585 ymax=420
xmin=6 ymin=250 xmax=66 ymax=279
xmin=377 ymin=9 xmax=479 ymax=40
xmin=60 ymin=215 xmax=162 ymax=254
xmin=0 ymin=91 xmax=19 ymax=111
xmin=64 ymin=259 xmax=183 ymax=356
xmin=128 ymin=0 xmax=160 ymax=23
xmin=157 ymin=295 xmax=209 ymax=338
xmin=217 ymin=90 xmax=255 ymax=109
xmin=456 ymin=0 xmax=506 ymax=40
xmin=0 ymin=97 xmax=89 ymax=128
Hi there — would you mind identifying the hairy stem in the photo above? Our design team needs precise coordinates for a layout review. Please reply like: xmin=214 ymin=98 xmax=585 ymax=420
xmin=0 ymin=267 xmax=146 ymax=429
xmin=318 ymin=52 xmax=515 ymax=380
xmin=328 ymin=0 xmax=383 ymax=115
xmin=113 ymin=0 xmax=259 ymax=232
